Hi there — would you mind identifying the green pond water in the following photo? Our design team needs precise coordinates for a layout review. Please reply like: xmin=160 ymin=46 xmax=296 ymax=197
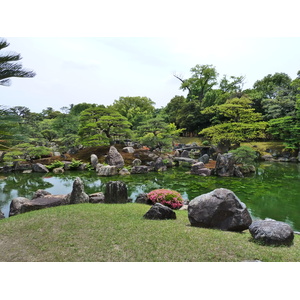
xmin=1 ymin=162 xmax=300 ymax=230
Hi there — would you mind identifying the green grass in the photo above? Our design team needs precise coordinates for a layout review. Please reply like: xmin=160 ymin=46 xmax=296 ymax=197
xmin=0 ymin=203 xmax=299 ymax=262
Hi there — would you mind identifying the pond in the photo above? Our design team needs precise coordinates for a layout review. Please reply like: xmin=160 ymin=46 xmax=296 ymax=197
xmin=1 ymin=162 xmax=300 ymax=231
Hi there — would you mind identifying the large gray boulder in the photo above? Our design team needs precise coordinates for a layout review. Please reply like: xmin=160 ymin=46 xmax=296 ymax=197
xmin=143 ymin=203 xmax=176 ymax=220
xmin=66 ymin=177 xmax=89 ymax=204
xmin=32 ymin=163 xmax=49 ymax=173
xmin=188 ymin=188 xmax=252 ymax=231
xmin=214 ymin=153 xmax=243 ymax=177
xmin=104 ymin=181 xmax=128 ymax=204
xmin=249 ymin=219 xmax=294 ymax=246
xmin=105 ymin=146 xmax=124 ymax=168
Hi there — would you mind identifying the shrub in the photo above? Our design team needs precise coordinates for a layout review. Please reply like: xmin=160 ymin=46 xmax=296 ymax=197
xmin=229 ymin=146 xmax=258 ymax=165
xmin=202 ymin=140 xmax=210 ymax=146
xmin=69 ymin=159 xmax=83 ymax=169
xmin=46 ymin=160 xmax=65 ymax=170
xmin=147 ymin=189 xmax=184 ymax=209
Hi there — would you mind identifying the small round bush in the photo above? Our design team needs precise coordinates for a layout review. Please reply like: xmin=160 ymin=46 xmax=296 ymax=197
xmin=147 ymin=189 xmax=184 ymax=209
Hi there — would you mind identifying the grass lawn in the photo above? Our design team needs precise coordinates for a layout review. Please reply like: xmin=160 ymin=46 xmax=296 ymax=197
xmin=0 ymin=203 xmax=299 ymax=262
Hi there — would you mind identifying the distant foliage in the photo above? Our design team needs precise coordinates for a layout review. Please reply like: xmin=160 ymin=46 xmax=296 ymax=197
xmin=147 ymin=189 xmax=184 ymax=209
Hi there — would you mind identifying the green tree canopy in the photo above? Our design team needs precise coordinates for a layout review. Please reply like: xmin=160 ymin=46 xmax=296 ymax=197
xmin=78 ymin=106 xmax=132 ymax=147
xmin=174 ymin=64 xmax=219 ymax=102
xmin=111 ymin=96 xmax=155 ymax=129
xmin=199 ymin=97 xmax=267 ymax=147
xmin=136 ymin=117 xmax=184 ymax=152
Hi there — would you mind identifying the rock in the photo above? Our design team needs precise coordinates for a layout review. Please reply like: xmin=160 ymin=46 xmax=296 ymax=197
xmin=90 ymin=154 xmax=99 ymax=169
xmin=132 ymin=158 xmax=142 ymax=166
xmin=32 ymin=163 xmax=49 ymax=173
xmin=9 ymin=197 xmax=32 ymax=216
xmin=119 ymin=168 xmax=131 ymax=175
xmin=97 ymin=165 xmax=118 ymax=176
xmin=23 ymin=170 xmax=32 ymax=174
xmin=122 ymin=147 xmax=135 ymax=153
xmin=181 ymin=150 xmax=190 ymax=158
xmin=20 ymin=195 xmax=69 ymax=214
xmin=249 ymin=219 xmax=294 ymax=246
xmin=89 ymin=192 xmax=105 ymax=203
xmin=190 ymin=162 xmax=211 ymax=176
xmin=53 ymin=167 xmax=64 ymax=174
xmin=154 ymin=157 xmax=167 ymax=172
xmin=261 ymin=154 xmax=274 ymax=161
xmin=214 ymin=153 xmax=243 ymax=177
xmin=32 ymin=189 xmax=52 ymax=199
xmin=95 ymin=163 xmax=103 ymax=172
xmin=179 ymin=205 xmax=188 ymax=211
xmin=174 ymin=150 xmax=180 ymax=157
xmin=104 ymin=181 xmax=128 ymax=204
xmin=13 ymin=161 xmax=32 ymax=172
xmin=198 ymin=154 xmax=209 ymax=164
xmin=66 ymin=177 xmax=89 ymax=204
xmin=173 ymin=157 xmax=197 ymax=166
xmin=0 ymin=211 xmax=5 ymax=219
xmin=64 ymin=161 xmax=72 ymax=170
xmin=143 ymin=203 xmax=176 ymax=220
xmin=135 ymin=193 xmax=152 ymax=205
xmin=131 ymin=165 xmax=149 ymax=174
xmin=188 ymin=188 xmax=252 ymax=231
xmin=105 ymin=146 xmax=124 ymax=168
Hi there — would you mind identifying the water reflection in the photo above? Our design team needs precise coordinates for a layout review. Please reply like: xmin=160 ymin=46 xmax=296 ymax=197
xmin=1 ymin=163 xmax=300 ymax=230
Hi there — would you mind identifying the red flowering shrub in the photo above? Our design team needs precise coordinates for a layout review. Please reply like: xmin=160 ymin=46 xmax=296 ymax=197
xmin=147 ymin=189 xmax=184 ymax=209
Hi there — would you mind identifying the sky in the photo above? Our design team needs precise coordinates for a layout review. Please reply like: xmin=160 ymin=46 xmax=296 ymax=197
xmin=1 ymin=0 xmax=300 ymax=113
xmin=2 ymin=36 xmax=300 ymax=113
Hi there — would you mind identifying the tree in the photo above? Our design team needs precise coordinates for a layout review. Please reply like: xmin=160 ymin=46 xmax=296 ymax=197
xmin=174 ymin=64 xmax=219 ymax=102
xmin=199 ymin=97 xmax=267 ymax=149
xmin=136 ymin=117 xmax=184 ymax=152
xmin=111 ymin=96 xmax=155 ymax=129
xmin=0 ymin=38 xmax=36 ymax=86
xmin=78 ymin=106 xmax=132 ymax=147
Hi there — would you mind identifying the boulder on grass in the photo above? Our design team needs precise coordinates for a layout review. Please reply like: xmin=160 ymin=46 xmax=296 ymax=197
xmin=249 ymin=219 xmax=294 ymax=246
xmin=188 ymin=188 xmax=252 ymax=232
xmin=143 ymin=203 xmax=176 ymax=220
xmin=0 ymin=211 xmax=5 ymax=219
